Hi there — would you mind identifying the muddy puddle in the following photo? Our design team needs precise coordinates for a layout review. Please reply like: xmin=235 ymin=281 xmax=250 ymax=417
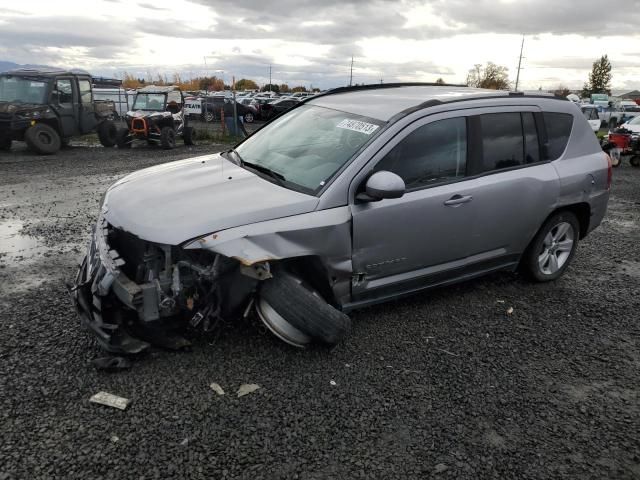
xmin=0 ymin=219 xmax=56 ymax=265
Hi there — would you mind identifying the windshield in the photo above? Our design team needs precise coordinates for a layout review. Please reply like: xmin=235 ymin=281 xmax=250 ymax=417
xmin=133 ymin=93 xmax=166 ymax=111
xmin=0 ymin=75 xmax=48 ymax=104
xmin=235 ymin=104 xmax=384 ymax=194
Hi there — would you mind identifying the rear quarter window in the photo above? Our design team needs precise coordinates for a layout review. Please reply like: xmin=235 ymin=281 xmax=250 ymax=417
xmin=543 ymin=112 xmax=573 ymax=160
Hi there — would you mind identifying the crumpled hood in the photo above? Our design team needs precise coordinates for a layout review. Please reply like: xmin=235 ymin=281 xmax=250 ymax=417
xmin=103 ymin=153 xmax=319 ymax=245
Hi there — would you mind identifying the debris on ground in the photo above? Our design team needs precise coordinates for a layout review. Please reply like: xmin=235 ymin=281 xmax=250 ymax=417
xmin=209 ymin=383 xmax=225 ymax=396
xmin=91 ymin=356 xmax=132 ymax=371
xmin=89 ymin=391 xmax=131 ymax=410
xmin=329 ymin=380 xmax=337 ymax=386
xmin=110 ymin=435 xmax=119 ymax=443
xmin=236 ymin=384 xmax=260 ymax=398
xmin=506 ymin=307 xmax=514 ymax=315
xmin=434 ymin=463 xmax=449 ymax=473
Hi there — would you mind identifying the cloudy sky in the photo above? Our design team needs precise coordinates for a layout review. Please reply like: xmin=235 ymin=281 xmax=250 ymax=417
xmin=0 ymin=0 xmax=639 ymax=91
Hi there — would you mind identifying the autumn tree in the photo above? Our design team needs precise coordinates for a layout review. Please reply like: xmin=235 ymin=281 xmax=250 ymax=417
xmin=279 ymin=84 xmax=290 ymax=93
xmin=261 ymin=84 xmax=280 ymax=93
xmin=235 ymin=78 xmax=259 ymax=91
xmin=581 ymin=55 xmax=612 ymax=98
xmin=466 ymin=62 xmax=510 ymax=90
xmin=199 ymin=76 xmax=225 ymax=91
xmin=291 ymin=85 xmax=307 ymax=92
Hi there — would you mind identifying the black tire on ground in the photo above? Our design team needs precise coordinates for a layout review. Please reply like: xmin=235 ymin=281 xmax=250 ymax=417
xmin=24 ymin=123 xmax=61 ymax=155
xmin=97 ymin=120 xmax=117 ymax=147
xmin=244 ymin=112 xmax=254 ymax=123
xmin=521 ymin=211 xmax=580 ymax=282
xmin=183 ymin=126 xmax=195 ymax=146
xmin=160 ymin=126 xmax=176 ymax=150
xmin=60 ymin=137 xmax=71 ymax=148
xmin=0 ymin=136 xmax=11 ymax=151
xmin=630 ymin=155 xmax=640 ymax=167
xmin=115 ymin=128 xmax=131 ymax=149
xmin=259 ymin=271 xmax=351 ymax=345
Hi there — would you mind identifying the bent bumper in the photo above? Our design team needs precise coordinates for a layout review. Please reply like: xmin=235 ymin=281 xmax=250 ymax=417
xmin=71 ymin=218 xmax=151 ymax=354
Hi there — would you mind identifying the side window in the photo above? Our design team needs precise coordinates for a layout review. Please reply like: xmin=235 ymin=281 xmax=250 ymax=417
xmin=543 ymin=112 xmax=573 ymax=160
xmin=54 ymin=79 xmax=73 ymax=105
xmin=167 ymin=91 xmax=182 ymax=105
xmin=375 ymin=117 xmax=467 ymax=189
xmin=522 ymin=112 xmax=540 ymax=164
xmin=78 ymin=80 xmax=92 ymax=103
xmin=480 ymin=113 xmax=524 ymax=171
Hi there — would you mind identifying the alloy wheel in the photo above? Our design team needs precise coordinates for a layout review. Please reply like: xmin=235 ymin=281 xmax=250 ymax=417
xmin=538 ymin=222 xmax=574 ymax=275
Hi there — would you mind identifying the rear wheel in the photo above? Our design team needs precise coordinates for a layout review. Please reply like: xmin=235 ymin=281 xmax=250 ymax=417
xmin=258 ymin=271 xmax=351 ymax=346
xmin=97 ymin=120 xmax=117 ymax=147
xmin=522 ymin=211 xmax=580 ymax=282
xmin=244 ymin=112 xmax=254 ymax=123
xmin=204 ymin=112 xmax=214 ymax=123
xmin=24 ymin=123 xmax=61 ymax=155
xmin=160 ymin=126 xmax=176 ymax=149
xmin=183 ymin=126 xmax=196 ymax=146
xmin=630 ymin=155 xmax=640 ymax=167
xmin=115 ymin=128 xmax=131 ymax=149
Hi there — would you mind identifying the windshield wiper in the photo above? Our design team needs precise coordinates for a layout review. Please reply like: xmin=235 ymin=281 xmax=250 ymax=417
xmin=242 ymin=159 xmax=286 ymax=184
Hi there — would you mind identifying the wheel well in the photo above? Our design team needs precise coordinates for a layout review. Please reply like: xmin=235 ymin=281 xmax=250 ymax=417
xmin=278 ymin=256 xmax=337 ymax=306
xmin=553 ymin=203 xmax=591 ymax=239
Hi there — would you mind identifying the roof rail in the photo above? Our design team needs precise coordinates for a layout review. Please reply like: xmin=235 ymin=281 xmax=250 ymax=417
xmin=307 ymin=82 xmax=468 ymax=102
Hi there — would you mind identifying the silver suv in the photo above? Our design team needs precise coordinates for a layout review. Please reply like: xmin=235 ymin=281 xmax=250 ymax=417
xmin=72 ymin=84 xmax=611 ymax=353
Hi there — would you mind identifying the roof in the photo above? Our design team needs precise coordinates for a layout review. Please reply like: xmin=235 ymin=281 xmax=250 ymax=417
xmin=620 ymin=90 xmax=640 ymax=99
xmin=3 ymin=68 xmax=90 ymax=78
xmin=137 ymin=85 xmax=181 ymax=93
xmin=307 ymin=84 xmax=556 ymax=121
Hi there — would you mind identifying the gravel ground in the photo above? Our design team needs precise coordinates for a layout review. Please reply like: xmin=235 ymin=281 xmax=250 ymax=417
xmin=0 ymin=143 xmax=639 ymax=480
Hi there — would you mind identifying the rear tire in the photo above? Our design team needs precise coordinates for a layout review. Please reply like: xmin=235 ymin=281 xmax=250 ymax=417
xmin=97 ymin=120 xmax=117 ymax=147
xmin=160 ymin=126 xmax=176 ymax=149
xmin=259 ymin=271 xmax=351 ymax=345
xmin=522 ymin=211 xmax=580 ymax=282
xmin=0 ymin=137 xmax=11 ymax=151
xmin=24 ymin=123 xmax=61 ymax=155
xmin=244 ymin=112 xmax=254 ymax=123
xmin=183 ymin=126 xmax=195 ymax=146
xmin=630 ymin=155 xmax=640 ymax=167
xmin=115 ymin=128 xmax=131 ymax=149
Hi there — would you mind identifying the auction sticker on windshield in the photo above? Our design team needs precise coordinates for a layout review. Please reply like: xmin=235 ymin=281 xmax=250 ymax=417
xmin=336 ymin=119 xmax=379 ymax=135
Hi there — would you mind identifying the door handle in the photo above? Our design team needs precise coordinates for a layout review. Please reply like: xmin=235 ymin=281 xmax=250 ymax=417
xmin=444 ymin=194 xmax=473 ymax=206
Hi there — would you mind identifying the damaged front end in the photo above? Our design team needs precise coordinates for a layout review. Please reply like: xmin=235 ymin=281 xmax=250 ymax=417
xmin=71 ymin=215 xmax=266 ymax=354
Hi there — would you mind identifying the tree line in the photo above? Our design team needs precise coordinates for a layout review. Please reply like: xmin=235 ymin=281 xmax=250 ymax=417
xmin=118 ymin=55 xmax=614 ymax=96
xmin=120 ymin=73 xmax=317 ymax=93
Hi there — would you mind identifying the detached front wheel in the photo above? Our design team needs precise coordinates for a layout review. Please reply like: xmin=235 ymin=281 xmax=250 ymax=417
xmin=24 ymin=123 xmax=61 ymax=155
xmin=522 ymin=211 xmax=579 ymax=282
xmin=258 ymin=271 xmax=351 ymax=346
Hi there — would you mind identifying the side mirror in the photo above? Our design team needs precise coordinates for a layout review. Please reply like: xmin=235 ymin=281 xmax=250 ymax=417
xmin=359 ymin=170 xmax=405 ymax=201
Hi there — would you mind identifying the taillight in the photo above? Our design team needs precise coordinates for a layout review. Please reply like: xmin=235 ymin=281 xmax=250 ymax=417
xmin=606 ymin=153 xmax=612 ymax=190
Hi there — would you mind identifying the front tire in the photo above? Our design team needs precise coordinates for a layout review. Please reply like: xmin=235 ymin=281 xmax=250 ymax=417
xmin=160 ymin=126 xmax=176 ymax=150
xmin=258 ymin=271 xmax=351 ymax=346
xmin=24 ymin=123 xmax=61 ymax=155
xmin=97 ymin=120 xmax=117 ymax=147
xmin=522 ymin=211 xmax=580 ymax=282
xmin=115 ymin=128 xmax=131 ymax=149
xmin=183 ymin=126 xmax=196 ymax=146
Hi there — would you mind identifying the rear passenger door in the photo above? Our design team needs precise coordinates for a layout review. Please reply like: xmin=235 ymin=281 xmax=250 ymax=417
xmin=463 ymin=108 xmax=561 ymax=262
xmin=51 ymin=77 xmax=78 ymax=136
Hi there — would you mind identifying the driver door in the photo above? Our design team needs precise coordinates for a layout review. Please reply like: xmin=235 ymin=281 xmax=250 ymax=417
xmin=50 ymin=77 xmax=78 ymax=137
xmin=350 ymin=114 xmax=474 ymax=300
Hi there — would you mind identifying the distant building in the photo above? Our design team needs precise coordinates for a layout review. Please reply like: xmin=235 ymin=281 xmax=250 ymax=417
xmin=619 ymin=90 xmax=640 ymax=101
